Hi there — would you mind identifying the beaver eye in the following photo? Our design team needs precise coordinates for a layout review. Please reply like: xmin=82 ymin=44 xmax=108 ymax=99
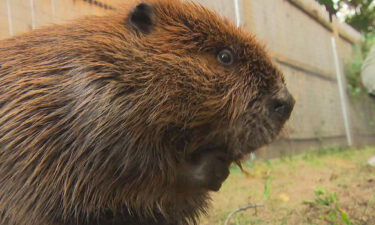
xmin=217 ymin=49 xmax=234 ymax=66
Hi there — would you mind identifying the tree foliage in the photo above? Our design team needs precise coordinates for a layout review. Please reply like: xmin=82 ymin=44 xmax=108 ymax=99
xmin=316 ymin=0 xmax=375 ymax=33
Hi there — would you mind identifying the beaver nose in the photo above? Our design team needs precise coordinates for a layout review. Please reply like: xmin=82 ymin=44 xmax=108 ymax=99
xmin=269 ymin=87 xmax=295 ymax=120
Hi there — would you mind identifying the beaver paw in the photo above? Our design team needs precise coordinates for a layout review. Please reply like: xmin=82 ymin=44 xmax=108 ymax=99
xmin=178 ymin=150 xmax=231 ymax=191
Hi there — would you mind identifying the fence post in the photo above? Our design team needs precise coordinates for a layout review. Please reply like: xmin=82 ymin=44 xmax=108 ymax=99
xmin=6 ymin=0 xmax=13 ymax=36
xmin=51 ymin=0 xmax=56 ymax=22
xmin=330 ymin=18 xmax=353 ymax=146
xmin=30 ymin=0 xmax=36 ymax=29
xmin=233 ymin=0 xmax=241 ymax=27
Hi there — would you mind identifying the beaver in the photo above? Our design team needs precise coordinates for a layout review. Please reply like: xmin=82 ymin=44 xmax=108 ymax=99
xmin=0 ymin=0 xmax=294 ymax=225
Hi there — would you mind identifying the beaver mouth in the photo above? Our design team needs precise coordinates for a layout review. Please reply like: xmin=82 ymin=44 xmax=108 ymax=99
xmin=196 ymin=115 xmax=286 ymax=161
xmin=198 ymin=142 xmax=230 ymax=157
xmin=218 ymin=124 xmax=282 ymax=161
xmin=197 ymin=139 xmax=260 ymax=162
xmin=197 ymin=140 xmax=266 ymax=163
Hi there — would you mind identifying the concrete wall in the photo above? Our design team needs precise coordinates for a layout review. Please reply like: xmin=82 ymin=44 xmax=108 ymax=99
xmin=0 ymin=0 xmax=374 ymax=158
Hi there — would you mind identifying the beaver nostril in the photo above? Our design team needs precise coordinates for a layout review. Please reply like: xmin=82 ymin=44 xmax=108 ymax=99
xmin=274 ymin=101 xmax=286 ymax=114
xmin=268 ymin=86 xmax=295 ymax=120
xmin=270 ymin=99 xmax=293 ymax=119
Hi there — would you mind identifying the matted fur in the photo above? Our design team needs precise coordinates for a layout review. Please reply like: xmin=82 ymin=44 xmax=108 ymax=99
xmin=0 ymin=0 xmax=290 ymax=225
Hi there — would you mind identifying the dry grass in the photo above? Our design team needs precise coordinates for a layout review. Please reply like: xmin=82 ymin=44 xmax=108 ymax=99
xmin=200 ymin=147 xmax=375 ymax=225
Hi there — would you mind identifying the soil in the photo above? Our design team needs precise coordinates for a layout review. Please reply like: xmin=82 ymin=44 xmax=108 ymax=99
xmin=200 ymin=147 xmax=375 ymax=225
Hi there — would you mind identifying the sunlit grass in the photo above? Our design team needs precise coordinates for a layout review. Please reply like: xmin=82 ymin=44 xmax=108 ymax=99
xmin=201 ymin=147 xmax=375 ymax=225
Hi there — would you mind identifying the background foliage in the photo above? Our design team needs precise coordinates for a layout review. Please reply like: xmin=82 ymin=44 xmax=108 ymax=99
xmin=316 ymin=0 xmax=374 ymax=33
xmin=316 ymin=0 xmax=375 ymax=96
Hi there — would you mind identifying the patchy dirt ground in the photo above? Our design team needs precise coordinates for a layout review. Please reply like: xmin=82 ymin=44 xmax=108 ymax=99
xmin=200 ymin=147 xmax=375 ymax=225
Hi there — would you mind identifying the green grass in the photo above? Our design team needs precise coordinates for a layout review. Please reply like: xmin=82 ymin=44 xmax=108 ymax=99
xmin=202 ymin=146 xmax=375 ymax=225
xmin=303 ymin=187 xmax=354 ymax=225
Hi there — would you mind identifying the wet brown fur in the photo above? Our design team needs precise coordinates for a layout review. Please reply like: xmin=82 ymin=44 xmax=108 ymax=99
xmin=0 ymin=0 xmax=289 ymax=225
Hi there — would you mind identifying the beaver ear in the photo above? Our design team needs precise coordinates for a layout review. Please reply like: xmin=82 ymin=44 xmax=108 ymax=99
xmin=128 ymin=3 xmax=155 ymax=34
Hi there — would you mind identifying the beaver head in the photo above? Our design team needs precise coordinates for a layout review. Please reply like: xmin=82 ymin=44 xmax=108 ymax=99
xmin=125 ymin=1 xmax=295 ymax=159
